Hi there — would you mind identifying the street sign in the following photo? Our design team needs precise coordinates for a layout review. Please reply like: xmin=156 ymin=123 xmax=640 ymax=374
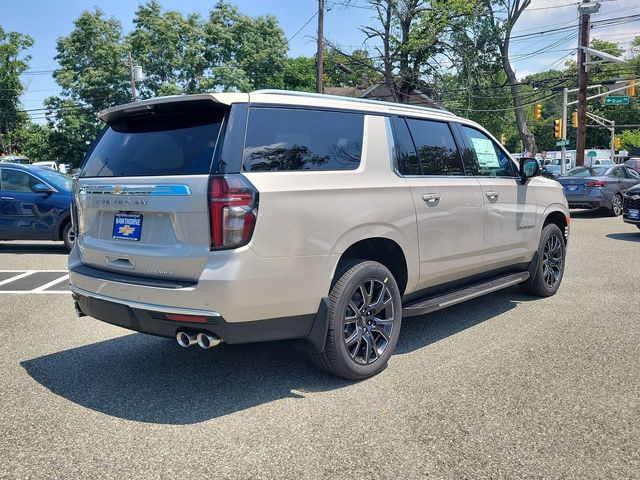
xmin=604 ymin=96 xmax=630 ymax=105
xmin=556 ymin=139 xmax=570 ymax=147
xmin=587 ymin=151 xmax=597 ymax=157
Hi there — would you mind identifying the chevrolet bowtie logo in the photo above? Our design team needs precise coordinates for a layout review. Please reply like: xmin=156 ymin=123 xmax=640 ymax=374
xmin=118 ymin=225 xmax=135 ymax=236
xmin=113 ymin=185 xmax=123 ymax=194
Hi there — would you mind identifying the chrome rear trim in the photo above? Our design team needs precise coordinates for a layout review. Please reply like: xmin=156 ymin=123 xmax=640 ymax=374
xmin=79 ymin=184 xmax=191 ymax=196
xmin=70 ymin=284 xmax=221 ymax=317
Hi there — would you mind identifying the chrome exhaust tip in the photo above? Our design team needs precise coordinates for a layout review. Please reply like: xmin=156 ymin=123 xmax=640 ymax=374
xmin=197 ymin=333 xmax=222 ymax=349
xmin=176 ymin=331 xmax=198 ymax=348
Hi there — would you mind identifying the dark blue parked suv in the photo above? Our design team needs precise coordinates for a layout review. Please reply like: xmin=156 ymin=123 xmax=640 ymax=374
xmin=0 ymin=163 xmax=75 ymax=250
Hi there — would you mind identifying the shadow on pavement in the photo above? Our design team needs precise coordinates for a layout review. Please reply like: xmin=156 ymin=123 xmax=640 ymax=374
xmin=21 ymin=287 xmax=538 ymax=424
xmin=606 ymin=232 xmax=640 ymax=242
xmin=0 ymin=243 xmax=68 ymax=254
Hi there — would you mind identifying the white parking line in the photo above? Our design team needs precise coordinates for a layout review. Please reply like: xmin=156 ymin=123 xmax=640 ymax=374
xmin=0 ymin=270 xmax=71 ymax=294
xmin=0 ymin=290 xmax=71 ymax=294
xmin=0 ymin=271 xmax=36 ymax=287
xmin=31 ymin=274 xmax=70 ymax=293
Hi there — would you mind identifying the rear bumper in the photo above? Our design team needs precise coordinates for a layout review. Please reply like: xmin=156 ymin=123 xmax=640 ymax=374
xmin=72 ymin=285 xmax=328 ymax=350
xmin=564 ymin=189 xmax=609 ymax=210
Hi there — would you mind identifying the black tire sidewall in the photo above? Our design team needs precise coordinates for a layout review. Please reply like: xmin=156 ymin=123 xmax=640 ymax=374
xmin=535 ymin=224 xmax=566 ymax=296
xmin=611 ymin=194 xmax=622 ymax=216
xmin=329 ymin=262 xmax=402 ymax=379
xmin=63 ymin=222 xmax=74 ymax=250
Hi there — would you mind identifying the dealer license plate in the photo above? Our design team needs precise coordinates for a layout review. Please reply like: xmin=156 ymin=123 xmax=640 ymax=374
xmin=112 ymin=214 xmax=143 ymax=241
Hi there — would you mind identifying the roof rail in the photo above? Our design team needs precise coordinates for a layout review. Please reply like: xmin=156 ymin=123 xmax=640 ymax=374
xmin=252 ymin=89 xmax=455 ymax=116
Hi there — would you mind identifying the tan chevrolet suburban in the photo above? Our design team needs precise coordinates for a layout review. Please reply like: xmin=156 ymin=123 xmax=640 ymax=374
xmin=69 ymin=90 xmax=570 ymax=379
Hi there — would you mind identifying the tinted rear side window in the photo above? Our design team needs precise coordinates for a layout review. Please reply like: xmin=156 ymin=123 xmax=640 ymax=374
xmin=81 ymin=101 xmax=226 ymax=177
xmin=243 ymin=108 xmax=364 ymax=172
xmin=405 ymin=119 xmax=463 ymax=175
xmin=391 ymin=117 xmax=420 ymax=175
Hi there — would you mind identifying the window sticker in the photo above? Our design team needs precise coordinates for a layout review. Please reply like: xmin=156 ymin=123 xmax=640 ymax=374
xmin=470 ymin=137 xmax=500 ymax=169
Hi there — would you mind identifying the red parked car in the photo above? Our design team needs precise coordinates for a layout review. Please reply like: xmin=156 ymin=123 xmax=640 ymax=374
xmin=625 ymin=158 xmax=640 ymax=174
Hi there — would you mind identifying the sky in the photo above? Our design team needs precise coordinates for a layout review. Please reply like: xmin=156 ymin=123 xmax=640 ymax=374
xmin=2 ymin=0 xmax=640 ymax=123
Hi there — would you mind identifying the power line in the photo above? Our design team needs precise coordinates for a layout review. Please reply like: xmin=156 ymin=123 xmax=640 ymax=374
xmin=287 ymin=11 xmax=318 ymax=42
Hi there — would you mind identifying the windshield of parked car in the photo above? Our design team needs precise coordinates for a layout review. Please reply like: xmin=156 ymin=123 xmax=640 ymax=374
xmin=35 ymin=168 xmax=72 ymax=191
xmin=564 ymin=167 xmax=608 ymax=177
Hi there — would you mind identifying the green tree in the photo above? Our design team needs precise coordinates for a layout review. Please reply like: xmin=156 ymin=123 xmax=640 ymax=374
xmin=619 ymin=129 xmax=640 ymax=151
xmin=53 ymin=8 xmax=130 ymax=111
xmin=7 ymin=123 xmax=52 ymax=161
xmin=45 ymin=8 xmax=129 ymax=165
xmin=0 ymin=26 xmax=33 ymax=151
xmin=361 ymin=0 xmax=474 ymax=103
xmin=204 ymin=1 xmax=287 ymax=91
xmin=128 ymin=1 xmax=208 ymax=96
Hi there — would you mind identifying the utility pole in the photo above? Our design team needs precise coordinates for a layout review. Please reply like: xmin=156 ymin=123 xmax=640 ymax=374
xmin=576 ymin=1 xmax=599 ymax=166
xmin=561 ymin=87 xmax=568 ymax=175
xmin=316 ymin=0 xmax=324 ymax=94
xmin=128 ymin=51 xmax=137 ymax=102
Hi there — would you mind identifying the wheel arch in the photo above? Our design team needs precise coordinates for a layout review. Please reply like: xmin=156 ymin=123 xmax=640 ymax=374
xmin=333 ymin=237 xmax=409 ymax=296
xmin=543 ymin=208 xmax=569 ymax=245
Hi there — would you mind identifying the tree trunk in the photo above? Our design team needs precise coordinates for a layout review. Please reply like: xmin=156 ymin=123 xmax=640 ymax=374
xmin=500 ymin=45 xmax=536 ymax=155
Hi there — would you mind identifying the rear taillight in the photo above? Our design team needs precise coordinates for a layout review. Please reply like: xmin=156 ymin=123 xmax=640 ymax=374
xmin=584 ymin=181 xmax=606 ymax=188
xmin=208 ymin=175 xmax=258 ymax=249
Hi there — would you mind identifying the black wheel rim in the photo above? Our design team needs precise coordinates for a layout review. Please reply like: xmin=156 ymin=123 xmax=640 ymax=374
xmin=343 ymin=279 xmax=394 ymax=365
xmin=542 ymin=233 xmax=563 ymax=288
xmin=613 ymin=195 xmax=622 ymax=216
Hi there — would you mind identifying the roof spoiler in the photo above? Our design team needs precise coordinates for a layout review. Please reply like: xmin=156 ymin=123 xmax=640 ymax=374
xmin=98 ymin=93 xmax=235 ymax=125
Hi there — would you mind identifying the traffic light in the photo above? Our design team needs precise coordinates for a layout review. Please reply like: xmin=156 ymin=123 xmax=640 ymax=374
xmin=628 ymin=80 xmax=635 ymax=97
xmin=572 ymin=111 xmax=578 ymax=128
xmin=614 ymin=137 xmax=621 ymax=150
xmin=554 ymin=119 xmax=562 ymax=139
xmin=500 ymin=133 xmax=506 ymax=145
xmin=533 ymin=103 xmax=542 ymax=120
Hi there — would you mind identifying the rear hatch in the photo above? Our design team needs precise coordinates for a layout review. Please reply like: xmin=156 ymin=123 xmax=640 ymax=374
xmin=74 ymin=97 xmax=229 ymax=282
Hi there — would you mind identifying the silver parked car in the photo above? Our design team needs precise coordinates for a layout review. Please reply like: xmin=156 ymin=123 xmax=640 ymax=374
xmin=558 ymin=165 xmax=640 ymax=216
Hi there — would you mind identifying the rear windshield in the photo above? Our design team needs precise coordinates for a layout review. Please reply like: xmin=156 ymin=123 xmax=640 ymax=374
xmin=81 ymin=101 xmax=226 ymax=177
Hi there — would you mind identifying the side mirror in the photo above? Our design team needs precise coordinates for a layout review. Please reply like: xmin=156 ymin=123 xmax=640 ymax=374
xmin=31 ymin=183 xmax=53 ymax=194
xmin=519 ymin=157 xmax=540 ymax=184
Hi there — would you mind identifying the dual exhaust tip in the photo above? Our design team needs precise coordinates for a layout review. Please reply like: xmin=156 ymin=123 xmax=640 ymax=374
xmin=176 ymin=331 xmax=222 ymax=349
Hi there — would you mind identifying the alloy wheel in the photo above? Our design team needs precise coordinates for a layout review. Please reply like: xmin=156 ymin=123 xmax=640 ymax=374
xmin=542 ymin=233 xmax=563 ymax=288
xmin=612 ymin=195 xmax=623 ymax=216
xmin=343 ymin=279 xmax=395 ymax=365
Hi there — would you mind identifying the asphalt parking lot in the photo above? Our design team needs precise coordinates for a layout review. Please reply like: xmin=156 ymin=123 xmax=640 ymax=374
xmin=0 ymin=213 xmax=639 ymax=479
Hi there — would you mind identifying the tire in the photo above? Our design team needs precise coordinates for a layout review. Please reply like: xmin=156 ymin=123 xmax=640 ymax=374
xmin=310 ymin=260 xmax=402 ymax=380
xmin=62 ymin=221 xmax=76 ymax=251
xmin=608 ymin=193 xmax=623 ymax=217
xmin=519 ymin=223 xmax=566 ymax=297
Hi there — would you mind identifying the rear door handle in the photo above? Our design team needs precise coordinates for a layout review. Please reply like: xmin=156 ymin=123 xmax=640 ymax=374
xmin=1 ymin=196 xmax=14 ymax=201
xmin=422 ymin=193 xmax=441 ymax=204
xmin=485 ymin=191 xmax=499 ymax=200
